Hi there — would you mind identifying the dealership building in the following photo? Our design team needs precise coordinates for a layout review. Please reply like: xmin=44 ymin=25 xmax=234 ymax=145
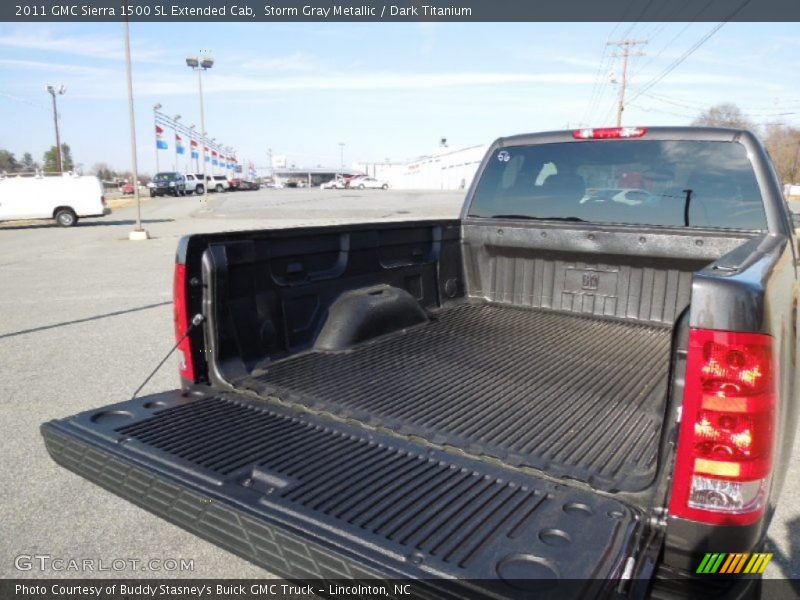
xmin=357 ymin=144 xmax=487 ymax=190
xmin=269 ymin=144 xmax=487 ymax=190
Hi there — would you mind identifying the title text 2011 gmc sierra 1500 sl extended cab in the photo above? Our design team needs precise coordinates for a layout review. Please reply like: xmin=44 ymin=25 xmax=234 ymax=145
xmin=42 ymin=127 xmax=799 ymax=598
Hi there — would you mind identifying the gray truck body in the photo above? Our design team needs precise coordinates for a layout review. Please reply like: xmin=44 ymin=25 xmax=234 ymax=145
xmin=42 ymin=127 xmax=798 ymax=598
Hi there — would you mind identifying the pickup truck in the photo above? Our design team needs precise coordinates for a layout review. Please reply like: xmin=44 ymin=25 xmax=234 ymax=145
xmin=42 ymin=127 xmax=798 ymax=598
xmin=148 ymin=171 xmax=189 ymax=197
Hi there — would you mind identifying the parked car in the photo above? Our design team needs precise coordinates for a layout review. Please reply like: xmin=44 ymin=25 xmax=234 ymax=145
xmin=343 ymin=173 xmax=367 ymax=187
xmin=351 ymin=176 xmax=389 ymax=190
xmin=321 ymin=178 xmax=345 ymax=189
xmin=120 ymin=182 xmax=135 ymax=195
xmin=229 ymin=178 xmax=259 ymax=191
xmin=184 ymin=173 xmax=205 ymax=195
xmin=210 ymin=175 xmax=229 ymax=192
xmin=148 ymin=172 xmax=188 ymax=197
xmin=0 ymin=173 xmax=109 ymax=226
xmin=43 ymin=127 xmax=796 ymax=597
xmin=581 ymin=188 xmax=653 ymax=206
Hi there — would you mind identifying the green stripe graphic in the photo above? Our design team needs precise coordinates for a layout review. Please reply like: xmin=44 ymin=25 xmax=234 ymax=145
xmin=710 ymin=553 xmax=726 ymax=573
xmin=696 ymin=553 xmax=713 ymax=574
xmin=697 ymin=553 xmax=728 ymax=574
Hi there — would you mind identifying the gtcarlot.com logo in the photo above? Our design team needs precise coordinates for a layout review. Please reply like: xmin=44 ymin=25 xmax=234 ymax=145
xmin=697 ymin=553 xmax=772 ymax=574
xmin=14 ymin=554 xmax=194 ymax=573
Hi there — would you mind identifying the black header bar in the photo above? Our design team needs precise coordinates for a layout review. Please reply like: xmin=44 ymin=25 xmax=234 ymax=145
xmin=3 ymin=0 xmax=799 ymax=22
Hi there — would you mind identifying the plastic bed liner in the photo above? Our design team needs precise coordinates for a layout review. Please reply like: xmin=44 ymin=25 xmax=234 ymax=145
xmin=243 ymin=304 xmax=673 ymax=492
xmin=42 ymin=391 xmax=641 ymax=597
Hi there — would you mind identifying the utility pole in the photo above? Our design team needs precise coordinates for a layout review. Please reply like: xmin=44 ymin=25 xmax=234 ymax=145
xmin=123 ymin=2 xmax=148 ymax=240
xmin=45 ymin=85 xmax=66 ymax=173
xmin=608 ymin=39 xmax=647 ymax=127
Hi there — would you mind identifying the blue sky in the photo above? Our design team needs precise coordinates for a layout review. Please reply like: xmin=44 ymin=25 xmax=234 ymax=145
xmin=0 ymin=22 xmax=798 ymax=174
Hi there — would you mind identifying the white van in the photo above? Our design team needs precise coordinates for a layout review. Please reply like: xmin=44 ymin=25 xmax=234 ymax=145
xmin=0 ymin=173 xmax=110 ymax=227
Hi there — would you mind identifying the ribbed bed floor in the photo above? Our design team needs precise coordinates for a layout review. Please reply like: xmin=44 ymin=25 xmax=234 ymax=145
xmin=250 ymin=304 xmax=672 ymax=491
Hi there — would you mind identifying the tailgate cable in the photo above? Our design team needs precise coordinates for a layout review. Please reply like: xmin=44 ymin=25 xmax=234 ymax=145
xmin=130 ymin=313 xmax=205 ymax=400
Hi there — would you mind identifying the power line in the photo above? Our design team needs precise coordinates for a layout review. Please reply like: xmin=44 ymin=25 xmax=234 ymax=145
xmin=581 ymin=51 xmax=616 ymax=125
xmin=627 ymin=0 xmax=753 ymax=105
xmin=627 ymin=22 xmax=726 ymax=104
xmin=0 ymin=91 xmax=48 ymax=111
xmin=641 ymin=92 xmax=800 ymax=116
xmin=630 ymin=0 xmax=716 ymax=80
xmin=619 ymin=0 xmax=657 ymax=40
xmin=628 ymin=104 xmax=697 ymax=119
xmin=580 ymin=20 xmax=626 ymax=126
xmin=630 ymin=100 xmax=797 ymax=122
xmin=582 ymin=0 xmax=649 ymax=125
xmin=641 ymin=92 xmax=710 ymax=110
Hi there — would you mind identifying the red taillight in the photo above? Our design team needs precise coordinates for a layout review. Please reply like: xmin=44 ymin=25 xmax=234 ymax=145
xmin=572 ymin=127 xmax=647 ymax=139
xmin=173 ymin=263 xmax=196 ymax=381
xmin=669 ymin=329 xmax=776 ymax=525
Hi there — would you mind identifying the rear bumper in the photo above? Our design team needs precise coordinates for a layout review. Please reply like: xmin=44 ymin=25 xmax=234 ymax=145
xmin=151 ymin=187 xmax=179 ymax=195
xmin=84 ymin=208 xmax=111 ymax=217
xmin=649 ymin=569 xmax=761 ymax=600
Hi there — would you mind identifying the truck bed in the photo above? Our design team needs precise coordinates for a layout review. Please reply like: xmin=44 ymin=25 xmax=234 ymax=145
xmin=241 ymin=303 xmax=672 ymax=492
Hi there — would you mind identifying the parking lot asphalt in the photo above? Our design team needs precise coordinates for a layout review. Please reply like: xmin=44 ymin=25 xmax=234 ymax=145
xmin=1 ymin=187 xmax=798 ymax=586
xmin=0 ymin=188 xmax=463 ymax=580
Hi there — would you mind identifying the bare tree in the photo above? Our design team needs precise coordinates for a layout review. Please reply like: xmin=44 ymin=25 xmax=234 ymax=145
xmin=763 ymin=122 xmax=800 ymax=185
xmin=691 ymin=103 xmax=754 ymax=130
xmin=91 ymin=162 xmax=115 ymax=182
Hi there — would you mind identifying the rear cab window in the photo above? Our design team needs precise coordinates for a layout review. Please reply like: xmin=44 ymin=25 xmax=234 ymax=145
xmin=468 ymin=139 xmax=767 ymax=230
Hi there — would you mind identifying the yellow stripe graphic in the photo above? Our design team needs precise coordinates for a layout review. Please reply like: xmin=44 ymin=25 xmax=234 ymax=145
xmin=733 ymin=553 xmax=749 ymax=574
xmin=744 ymin=554 xmax=760 ymax=574
xmin=757 ymin=553 xmax=772 ymax=574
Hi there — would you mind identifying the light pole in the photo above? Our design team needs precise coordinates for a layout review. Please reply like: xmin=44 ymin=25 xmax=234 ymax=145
xmin=122 ymin=5 xmax=147 ymax=240
xmin=339 ymin=142 xmax=345 ymax=181
xmin=210 ymin=137 xmax=217 ymax=176
xmin=186 ymin=55 xmax=213 ymax=203
xmin=173 ymin=114 xmax=181 ymax=171
xmin=45 ymin=84 xmax=66 ymax=174
xmin=153 ymin=102 xmax=162 ymax=173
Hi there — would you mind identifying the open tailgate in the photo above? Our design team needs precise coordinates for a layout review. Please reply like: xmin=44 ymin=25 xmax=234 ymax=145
xmin=42 ymin=389 xmax=643 ymax=598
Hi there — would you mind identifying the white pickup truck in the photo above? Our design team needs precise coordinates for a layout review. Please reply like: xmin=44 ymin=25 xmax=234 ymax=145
xmin=0 ymin=173 xmax=109 ymax=226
